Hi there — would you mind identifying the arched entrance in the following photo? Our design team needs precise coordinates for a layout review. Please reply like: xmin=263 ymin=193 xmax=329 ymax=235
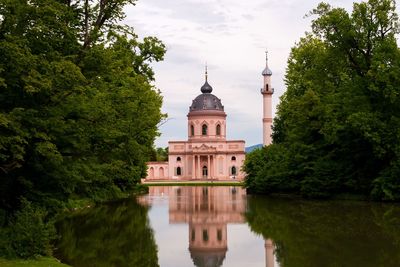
xmin=202 ymin=166 xmax=208 ymax=178
xmin=231 ymin=166 xmax=237 ymax=176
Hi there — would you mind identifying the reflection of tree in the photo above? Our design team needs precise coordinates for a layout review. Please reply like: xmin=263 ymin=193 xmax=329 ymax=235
xmin=246 ymin=196 xmax=400 ymax=267
xmin=55 ymin=199 xmax=158 ymax=267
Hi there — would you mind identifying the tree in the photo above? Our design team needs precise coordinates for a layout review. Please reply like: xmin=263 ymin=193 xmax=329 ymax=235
xmin=0 ymin=0 xmax=165 ymax=218
xmin=245 ymin=0 xmax=400 ymax=200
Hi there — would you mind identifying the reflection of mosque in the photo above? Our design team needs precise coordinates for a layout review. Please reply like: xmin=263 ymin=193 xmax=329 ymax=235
xmin=169 ymin=186 xmax=244 ymax=267
xmin=142 ymin=186 xmax=278 ymax=267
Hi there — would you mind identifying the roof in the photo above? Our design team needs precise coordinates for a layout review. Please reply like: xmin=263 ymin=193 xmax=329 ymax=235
xmin=262 ymin=66 xmax=272 ymax=76
xmin=189 ymin=93 xmax=224 ymax=112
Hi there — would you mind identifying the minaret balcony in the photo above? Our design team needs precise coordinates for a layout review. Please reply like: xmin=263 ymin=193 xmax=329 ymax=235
xmin=260 ymin=88 xmax=274 ymax=94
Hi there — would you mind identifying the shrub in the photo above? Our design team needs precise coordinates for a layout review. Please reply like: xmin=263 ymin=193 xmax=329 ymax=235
xmin=2 ymin=199 xmax=55 ymax=259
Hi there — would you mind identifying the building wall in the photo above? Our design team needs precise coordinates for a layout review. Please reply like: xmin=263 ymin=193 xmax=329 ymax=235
xmin=146 ymin=140 xmax=245 ymax=181
xmin=166 ymin=140 xmax=246 ymax=180
xmin=187 ymin=113 xmax=227 ymax=141
xmin=146 ymin=162 xmax=169 ymax=180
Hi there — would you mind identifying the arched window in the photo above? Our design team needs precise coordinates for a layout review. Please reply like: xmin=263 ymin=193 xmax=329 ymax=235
xmin=217 ymin=229 xmax=222 ymax=242
xmin=231 ymin=166 xmax=237 ymax=176
xmin=231 ymin=156 xmax=236 ymax=161
xmin=190 ymin=125 xmax=194 ymax=136
xmin=202 ymin=229 xmax=209 ymax=242
xmin=177 ymin=157 xmax=181 ymax=162
xmin=202 ymin=124 xmax=208 ymax=135
xmin=177 ymin=167 xmax=182 ymax=176
xmin=216 ymin=124 xmax=221 ymax=135
xmin=191 ymin=229 xmax=195 ymax=242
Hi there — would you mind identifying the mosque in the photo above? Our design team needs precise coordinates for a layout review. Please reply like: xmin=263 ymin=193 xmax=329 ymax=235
xmin=145 ymin=53 xmax=273 ymax=181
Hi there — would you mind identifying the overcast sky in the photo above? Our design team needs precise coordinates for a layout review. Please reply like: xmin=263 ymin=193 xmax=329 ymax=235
xmin=123 ymin=0 xmax=357 ymax=148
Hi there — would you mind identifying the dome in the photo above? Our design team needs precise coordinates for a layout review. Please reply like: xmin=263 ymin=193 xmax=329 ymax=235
xmin=262 ymin=66 xmax=272 ymax=76
xmin=189 ymin=67 xmax=225 ymax=112
xmin=189 ymin=93 xmax=224 ymax=112
xmin=190 ymin=248 xmax=226 ymax=267
xmin=262 ymin=50 xmax=272 ymax=76
xmin=201 ymin=81 xmax=213 ymax=94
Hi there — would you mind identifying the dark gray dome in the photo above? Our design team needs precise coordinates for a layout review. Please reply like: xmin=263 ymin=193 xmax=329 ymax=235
xmin=189 ymin=93 xmax=224 ymax=112
xmin=190 ymin=249 xmax=226 ymax=267
xmin=262 ymin=66 xmax=272 ymax=76
xmin=201 ymin=81 xmax=213 ymax=93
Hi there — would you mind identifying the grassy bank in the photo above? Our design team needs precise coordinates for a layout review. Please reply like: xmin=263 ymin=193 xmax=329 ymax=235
xmin=0 ymin=257 xmax=70 ymax=267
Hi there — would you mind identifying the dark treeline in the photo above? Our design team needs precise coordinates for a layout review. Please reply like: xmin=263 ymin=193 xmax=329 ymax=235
xmin=244 ymin=0 xmax=400 ymax=200
xmin=0 ymin=0 xmax=165 ymax=258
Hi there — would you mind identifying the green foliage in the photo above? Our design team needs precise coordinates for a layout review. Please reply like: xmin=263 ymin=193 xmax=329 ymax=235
xmin=0 ymin=256 xmax=70 ymax=267
xmin=55 ymin=198 xmax=158 ymax=267
xmin=0 ymin=0 xmax=165 ymax=209
xmin=0 ymin=199 xmax=55 ymax=259
xmin=245 ymin=196 xmax=400 ymax=267
xmin=0 ymin=0 xmax=166 ymax=259
xmin=245 ymin=0 xmax=400 ymax=200
xmin=151 ymin=147 xmax=168 ymax=162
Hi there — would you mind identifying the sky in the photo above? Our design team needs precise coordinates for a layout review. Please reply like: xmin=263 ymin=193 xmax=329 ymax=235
xmin=123 ymin=0 xmax=357 ymax=148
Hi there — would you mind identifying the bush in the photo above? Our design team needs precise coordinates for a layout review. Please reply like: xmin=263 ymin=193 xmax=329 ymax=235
xmin=1 ymin=199 xmax=55 ymax=259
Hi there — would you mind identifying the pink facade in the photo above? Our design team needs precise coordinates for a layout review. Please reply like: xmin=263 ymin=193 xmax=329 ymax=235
xmin=146 ymin=162 xmax=169 ymax=180
xmin=146 ymin=69 xmax=246 ymax=181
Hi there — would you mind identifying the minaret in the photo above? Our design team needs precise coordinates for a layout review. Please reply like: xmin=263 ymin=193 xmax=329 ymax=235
xmin=265 ymin=239 xmax=275 ymax=267
xmin=261 ymin=50 xmax=273 ymax=146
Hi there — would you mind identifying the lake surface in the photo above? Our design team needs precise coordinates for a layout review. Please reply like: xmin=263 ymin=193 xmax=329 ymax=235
xmin=55 ymin=186 xmax=400 ymax=267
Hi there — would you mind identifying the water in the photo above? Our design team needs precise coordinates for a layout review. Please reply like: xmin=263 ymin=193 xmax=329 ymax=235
xmin=55 ymin=186 xmax=400 ymax=267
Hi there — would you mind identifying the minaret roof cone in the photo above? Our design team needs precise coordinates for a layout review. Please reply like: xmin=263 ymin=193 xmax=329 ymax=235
xmin=201 ymin=64 xmax=213 ymax=93
xmin=262 ymin=50 xmax=272 ymax=76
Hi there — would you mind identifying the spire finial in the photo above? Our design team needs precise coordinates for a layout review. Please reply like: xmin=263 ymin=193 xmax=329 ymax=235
xmin=205 ymin=62 xmax=208 ymax=82
xmin=201 ymin=63 xmax=213 ymax=93
xmin=262 ymin=50 xmax=272 ymax=76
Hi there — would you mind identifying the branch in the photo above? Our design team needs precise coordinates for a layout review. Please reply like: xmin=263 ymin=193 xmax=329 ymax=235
xmin=157 ymin=117 xmax=171 ymax=128
xmin=0 ymin=160 xmax=21 ymax=174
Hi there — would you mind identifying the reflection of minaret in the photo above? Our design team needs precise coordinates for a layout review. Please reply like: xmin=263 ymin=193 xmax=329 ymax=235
xmin=265 ymin=239 xmax=275 ymax=267
xmin=261 ymin=50 xmax=274 ymax=146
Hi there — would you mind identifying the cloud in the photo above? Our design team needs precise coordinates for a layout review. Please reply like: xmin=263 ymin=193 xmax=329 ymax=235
xmin=123 ymin=0 xmax=365 ymax=148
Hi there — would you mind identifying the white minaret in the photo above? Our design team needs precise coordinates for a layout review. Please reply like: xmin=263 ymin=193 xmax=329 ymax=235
xmin=261 ymin=50 xmax=273 ymax=146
